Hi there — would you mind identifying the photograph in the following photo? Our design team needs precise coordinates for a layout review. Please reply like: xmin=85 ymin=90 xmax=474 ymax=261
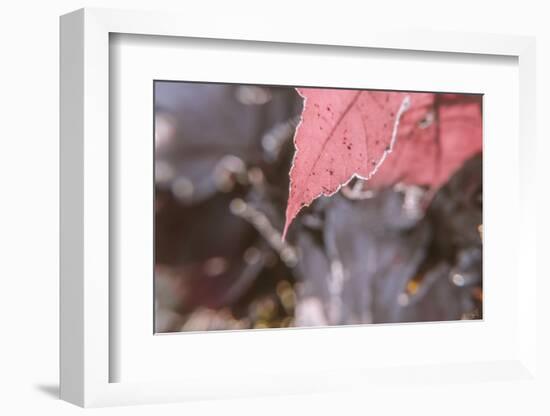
xmin=0 ymin=0 xmax=543 ymax=412
xmin=154 ymin=81 xmax=483 ymax=333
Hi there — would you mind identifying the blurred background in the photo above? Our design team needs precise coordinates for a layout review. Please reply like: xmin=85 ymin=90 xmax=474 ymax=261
xmin=154 ymin=81 xmax=482 ymax=333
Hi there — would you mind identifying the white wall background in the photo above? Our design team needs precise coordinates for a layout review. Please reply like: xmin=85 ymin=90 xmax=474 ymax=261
xmin=0 ymin=0 xmax=548 ymax=414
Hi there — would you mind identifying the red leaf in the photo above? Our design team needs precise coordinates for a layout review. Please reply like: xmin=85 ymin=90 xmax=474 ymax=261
xmin=283 ymin=89 xmax=482 ymax=239
xmin=365 ymin=93 xmax=482 ymax=190
xmin=283 ymin=88 xmax=411 ymax=239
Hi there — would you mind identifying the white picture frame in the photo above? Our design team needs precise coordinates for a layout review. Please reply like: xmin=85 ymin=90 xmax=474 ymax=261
xmin=60 ymin=7 xmax=539 ymax=408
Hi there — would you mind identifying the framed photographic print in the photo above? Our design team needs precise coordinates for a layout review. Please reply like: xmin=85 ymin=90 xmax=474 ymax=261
xmin=60 ymin=7 xmax=540 ymax=409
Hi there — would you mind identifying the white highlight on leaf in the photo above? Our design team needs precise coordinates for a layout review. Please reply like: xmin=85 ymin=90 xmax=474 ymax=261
xmin=362 ymin=95 xmax=411 ymax=181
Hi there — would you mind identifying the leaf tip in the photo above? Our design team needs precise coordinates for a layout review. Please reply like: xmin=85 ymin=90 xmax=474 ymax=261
xmin=281 ymin=213 xmax=292 ymax=242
